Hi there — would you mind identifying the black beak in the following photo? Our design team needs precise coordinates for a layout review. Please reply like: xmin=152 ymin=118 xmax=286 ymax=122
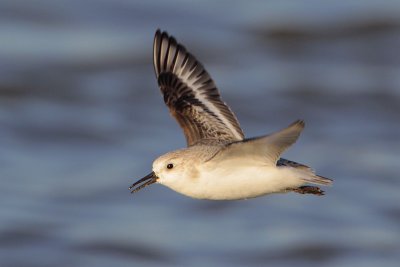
xmin=129 ymin=171 xmax=158 ymax=194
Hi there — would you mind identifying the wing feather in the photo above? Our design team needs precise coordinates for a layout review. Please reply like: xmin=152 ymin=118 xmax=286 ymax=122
xmin=211 ymin=120 xmax=305 ymax=165
xmin=153 ymin=30 xmax=244 ymax=146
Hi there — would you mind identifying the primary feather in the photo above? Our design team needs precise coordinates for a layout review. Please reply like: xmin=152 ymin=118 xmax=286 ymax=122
xmin=153 ymin=30 xmax=244 ymax=146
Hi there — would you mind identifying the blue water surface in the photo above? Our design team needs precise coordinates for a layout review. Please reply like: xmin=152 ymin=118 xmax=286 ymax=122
xmin=1 ymin=1 xmax=400 ymax=266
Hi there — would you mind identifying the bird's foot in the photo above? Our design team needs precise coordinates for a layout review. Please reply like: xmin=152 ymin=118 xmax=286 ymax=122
xmin=292 ymin=186 xmax=325 ymax=196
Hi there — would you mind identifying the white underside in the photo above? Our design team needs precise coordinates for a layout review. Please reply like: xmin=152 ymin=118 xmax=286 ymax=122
xmin=163 ymin=160 xmax=306 ymax=200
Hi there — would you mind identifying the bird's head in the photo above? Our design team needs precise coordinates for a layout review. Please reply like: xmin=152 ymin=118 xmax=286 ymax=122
xmin=129 ymin=149 xmax=194 ymax=194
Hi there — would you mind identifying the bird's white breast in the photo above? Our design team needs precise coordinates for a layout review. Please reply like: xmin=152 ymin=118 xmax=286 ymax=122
xmin=172 ymin=159 xmax=305 ymax=200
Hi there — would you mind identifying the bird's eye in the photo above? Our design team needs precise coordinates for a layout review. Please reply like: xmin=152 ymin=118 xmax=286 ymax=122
xmin=167 ymin=163 xmax=174 ymax=169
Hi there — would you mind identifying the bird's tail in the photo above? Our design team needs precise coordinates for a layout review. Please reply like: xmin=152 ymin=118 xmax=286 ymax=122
xmin=278 ymin=158 xmax=332 ymax=186
xmin=295 ymin=168 xmax=333 ymax=186
xmin=302 ymin=173 xmax=333 ymax=186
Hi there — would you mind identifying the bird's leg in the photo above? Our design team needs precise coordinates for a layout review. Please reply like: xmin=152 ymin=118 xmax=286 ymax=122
xmin=291 ymin=186 xmax=325 ymax=196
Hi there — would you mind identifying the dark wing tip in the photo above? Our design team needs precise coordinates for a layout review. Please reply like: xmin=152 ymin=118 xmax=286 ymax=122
xmin=153 ymin=29 xmax=170 ymax=76
xmin=153 ymin=29 xmax=182 ymax=77
xmin=291 ymin=119 xmax=305 ymax=129
xmin=154 ymin=29 xmax=167 ymax=40
xmin=154 ymin=29 xmax=164 ymax=46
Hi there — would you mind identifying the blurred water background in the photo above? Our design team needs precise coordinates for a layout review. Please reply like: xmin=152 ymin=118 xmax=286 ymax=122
xmin=1 ymin=0 xmax=400 ymax=266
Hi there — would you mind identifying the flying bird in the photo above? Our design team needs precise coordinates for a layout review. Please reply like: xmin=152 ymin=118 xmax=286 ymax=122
xmin=129 ymin=30 xmax=332 ymax=200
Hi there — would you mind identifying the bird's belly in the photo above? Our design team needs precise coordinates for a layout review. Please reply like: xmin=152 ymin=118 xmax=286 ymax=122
xmin=179 ymin=165 xmax=304 ymax=200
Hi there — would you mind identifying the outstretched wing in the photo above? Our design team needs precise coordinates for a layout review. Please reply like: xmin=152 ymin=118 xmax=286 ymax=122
xmin=153 ymin=30 xmax=244 ymax=146
xmin=211 ymin=120 xmax=305 ymax=165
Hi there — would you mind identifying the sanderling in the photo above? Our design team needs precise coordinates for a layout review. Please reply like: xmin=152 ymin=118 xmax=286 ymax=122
xmin=129 ymin=30 xmax=332 ymax=200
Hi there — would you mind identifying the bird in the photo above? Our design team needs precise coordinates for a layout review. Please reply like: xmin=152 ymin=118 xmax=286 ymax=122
xmin=129 ymin=29 xmax=332 ymax=200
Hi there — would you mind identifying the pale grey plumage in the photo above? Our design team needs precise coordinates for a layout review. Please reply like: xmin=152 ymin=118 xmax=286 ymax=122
xmin=211 ymin=120 xmax=305 ymax=164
